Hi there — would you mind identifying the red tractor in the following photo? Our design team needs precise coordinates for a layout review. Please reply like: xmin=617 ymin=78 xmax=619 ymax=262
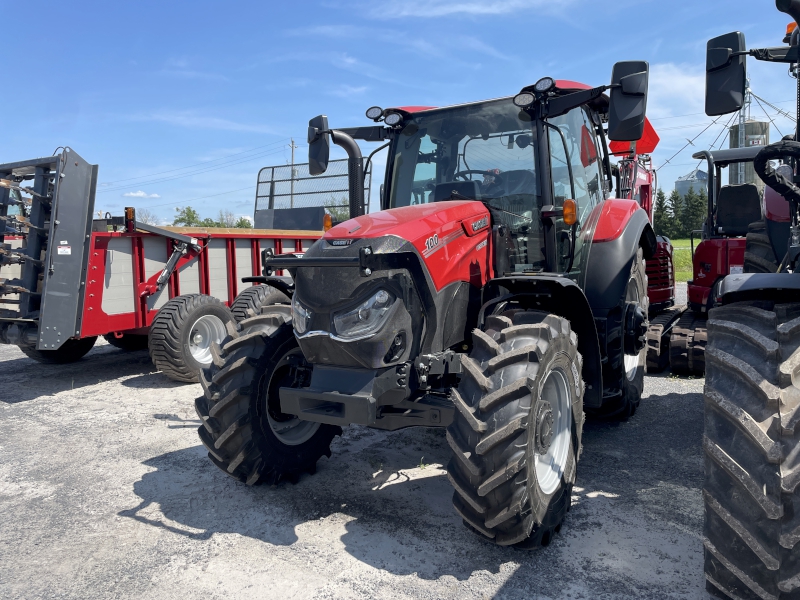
xmin=666 ymin=146 xmax=787 ymax=375
xmin=700 ymin=1 xmax=800 ymax=596
xmin=196 ymin=63 xmax=657 ymax=547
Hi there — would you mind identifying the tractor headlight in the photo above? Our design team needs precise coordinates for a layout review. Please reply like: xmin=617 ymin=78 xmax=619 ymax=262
xmin=332 ymin=289 xmax=395 ymax=340
xmin=292 ymin=296 xmax=313 ymax=335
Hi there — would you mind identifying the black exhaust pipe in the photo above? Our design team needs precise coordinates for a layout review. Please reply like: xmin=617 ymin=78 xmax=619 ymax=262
xmin=330 ymin=130 xmax=365 ymax=219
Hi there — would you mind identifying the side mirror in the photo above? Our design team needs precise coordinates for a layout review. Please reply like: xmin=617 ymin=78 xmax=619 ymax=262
xmin=308 ymin=115 xmax=330 ymax=176
xmin=608 ymin=61 xmax=649 ymax=142
xmin=705 ymin=32 xmax=747 ymax=116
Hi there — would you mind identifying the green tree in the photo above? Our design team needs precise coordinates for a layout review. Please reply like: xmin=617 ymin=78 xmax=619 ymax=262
xmin=173 ymin=206 xmax=202 ymax=226
xmin=652 ymin=188 xmax=670 ymax=237
xmin=234 ymin=216 xmax=252 ymax=228
xmin=217 ymin=210 xmax=237 ymax=228
xmin=667 ymin=189 xmax=685 ymax=238
xmin=681 ymin=187 xmax=706 ymax=238
xmin=325 ymin=196 xmax=351 ymax=223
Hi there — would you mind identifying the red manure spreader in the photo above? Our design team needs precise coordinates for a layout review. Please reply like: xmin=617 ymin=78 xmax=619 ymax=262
xmin=197 ymin=62 xmax=661 ymax=547
xmin=0 ymin=151 xmax=320 ymax=382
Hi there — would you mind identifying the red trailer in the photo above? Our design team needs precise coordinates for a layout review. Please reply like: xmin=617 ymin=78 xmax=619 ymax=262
xmin=0 ymin=150 xmax=321 ymax=382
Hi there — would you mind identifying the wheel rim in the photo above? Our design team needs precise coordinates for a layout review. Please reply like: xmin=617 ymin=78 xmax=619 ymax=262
xmin=624 ymin=278 xmax=642 ymax=381
xmin=533 ymin=369 xmax=572 ymax=496
xmin=188 ymin=314 xmax=227 ymax=365
xmin=263 ymin=348 xmax=321 ymax=446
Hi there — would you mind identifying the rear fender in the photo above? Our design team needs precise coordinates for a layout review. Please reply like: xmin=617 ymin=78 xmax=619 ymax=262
xmin=718 ymin=272 xmax=800 ymax=305
xmin=482 ymin=275 xmax=602 ymax=408
xmin=585 ymin=207 xmax=656 ymax=312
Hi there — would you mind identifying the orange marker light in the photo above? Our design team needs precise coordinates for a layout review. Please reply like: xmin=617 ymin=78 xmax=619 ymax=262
xmin=563 ymin=199 xmax=578 ymax=226
xmin=788 ymin=22 xmax=797 ymax=34
xmin=323 ymin=213 xmax=333 ymax=231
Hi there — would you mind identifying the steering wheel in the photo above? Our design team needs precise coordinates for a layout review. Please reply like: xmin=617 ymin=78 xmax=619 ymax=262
xmin=454 ymin=169 xmax=505 ymax=185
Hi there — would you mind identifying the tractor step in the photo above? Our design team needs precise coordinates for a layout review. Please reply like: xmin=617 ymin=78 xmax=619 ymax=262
xmin=645 ymin=306 xmax=685 ymax=373
xmin=669 ymin=310 xmax=707 ymax=376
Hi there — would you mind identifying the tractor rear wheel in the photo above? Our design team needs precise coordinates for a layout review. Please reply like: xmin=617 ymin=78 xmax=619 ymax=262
xmin=446 ymin=308 xmax=583 ymax=548
xmin=196 ymin=306 xmax=340 ymax=485
xmin=744 ymin=220 xmax=780 ymax=274
xmin=589 ymin=248 xmax=648 ymax=419
xmin=149 ymin=294 xmax=235 ymax=383
xmin=18 ymin=336 xmax=97 ymax=364
xmin=103 ymin=333 xmax=149 ymax=351
xmin=229 ymin=284 xmax=289 ymax=323
xmin=703 ymin=301 xmax=800 ymax=599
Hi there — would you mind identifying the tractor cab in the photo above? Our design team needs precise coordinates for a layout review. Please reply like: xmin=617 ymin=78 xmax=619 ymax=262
xmin=377 ymin=89 xmax=610 ymax=281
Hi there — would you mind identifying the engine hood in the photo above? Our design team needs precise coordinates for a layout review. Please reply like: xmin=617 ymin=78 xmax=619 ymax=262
xmin=325 ymin=200 xmax=488 ymax=249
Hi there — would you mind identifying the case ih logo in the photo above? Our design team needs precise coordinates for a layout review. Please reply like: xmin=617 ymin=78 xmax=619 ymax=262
xmin=471 ymin=217 xmax=488 ymax=232
xmin=330 ymin=239 xmax=353 ymax=247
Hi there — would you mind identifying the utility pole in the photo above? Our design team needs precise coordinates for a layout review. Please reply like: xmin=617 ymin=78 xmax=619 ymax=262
xmin=289 ymin=139 xmax=298 ymax=208
xmin=737 ymin=79 xmax=751 ymax=184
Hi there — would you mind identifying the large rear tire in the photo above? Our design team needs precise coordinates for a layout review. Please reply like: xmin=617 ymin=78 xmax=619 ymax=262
xmin=703 ymin=301 xmax=800 ymax=599
xmin=446 ymin=308 xmax=583 ymax=548
xmin=744 ymin=220 xmax=780 ymax=274
xmin=18 ymin=336 xmax=97 ymax=364
xmin=149 ymin=294 xmax=235 ymax=383
xmin=196 ymin=306 xmax=339 ymax=485
xmin=588 ymin=247 xmax=648 ymax=419
xmin=229 ymin=284 xmax=289 ymax=323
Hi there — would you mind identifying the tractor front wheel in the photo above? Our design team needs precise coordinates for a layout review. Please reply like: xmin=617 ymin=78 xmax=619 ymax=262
xmin=446 ymin=308 xmax=583 ymax=548
xmin=196 ymin=306 xmax=340 ymax=485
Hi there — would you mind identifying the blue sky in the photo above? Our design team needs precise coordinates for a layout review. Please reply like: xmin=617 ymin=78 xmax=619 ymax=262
xmin=4 ymin=0 xmax=797 ymax=223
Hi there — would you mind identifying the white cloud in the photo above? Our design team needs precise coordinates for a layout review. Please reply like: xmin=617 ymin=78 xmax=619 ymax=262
xmin=130 ymin=111 xmax=276 ymax=134
xmin=238 ymin=215 xmax=253 ymax=224
xmin=123 ymin=191 xmax=161 ymax=198
xmin=365 ymin=0 xmax=576 ymax=18
xmin=328 ymin=84 xmax=369 ymax=98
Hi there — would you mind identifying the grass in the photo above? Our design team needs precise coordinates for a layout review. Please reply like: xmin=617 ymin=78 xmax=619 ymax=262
xmin=669 ymin=238 xmax=693 ymax=283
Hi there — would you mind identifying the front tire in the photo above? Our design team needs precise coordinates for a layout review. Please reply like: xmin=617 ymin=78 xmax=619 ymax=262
xmin=446 ymin=309 xmax=583 ymax=548
xmin=703 ymin=301 xmax=800 ymax=598
xmin=196 ymin=306 xmax=340 ymax=485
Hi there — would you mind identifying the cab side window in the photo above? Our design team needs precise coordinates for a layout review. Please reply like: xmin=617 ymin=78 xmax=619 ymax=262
xmin=548 ymin=107 xmax=603 ymax=222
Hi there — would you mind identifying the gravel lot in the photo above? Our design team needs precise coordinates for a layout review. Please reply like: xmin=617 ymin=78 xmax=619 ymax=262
xmin=0 ymin=287 xmax=707 ymax=599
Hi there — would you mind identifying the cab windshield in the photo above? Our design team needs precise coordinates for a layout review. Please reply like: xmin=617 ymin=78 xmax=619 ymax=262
xmin=387 ymin=98 xmax=541 ymax=234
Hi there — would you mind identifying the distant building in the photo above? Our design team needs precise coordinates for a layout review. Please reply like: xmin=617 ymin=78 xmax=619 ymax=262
xmin=675 ymin=169 xmax=708 ymax=198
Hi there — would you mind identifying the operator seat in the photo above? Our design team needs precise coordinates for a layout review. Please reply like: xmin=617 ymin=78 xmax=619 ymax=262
xmin=715 ymin=183 xmax=762 ymax=237
xmin=433 ymin=180 xmax=482 ymax=202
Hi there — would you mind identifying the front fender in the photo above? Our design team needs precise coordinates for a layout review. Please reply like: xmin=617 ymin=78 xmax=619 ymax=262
xmin=483 ymin=275 xmax=603 ymax=408
xmin=585 ymin=204 xmax=656 ymax=312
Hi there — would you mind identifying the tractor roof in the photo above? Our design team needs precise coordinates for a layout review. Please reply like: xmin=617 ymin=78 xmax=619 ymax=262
xmin=692 ymin=146 xmax=763 ymax=166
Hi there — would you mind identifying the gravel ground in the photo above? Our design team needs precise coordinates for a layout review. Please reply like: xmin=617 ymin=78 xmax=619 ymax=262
xmin=1 ymin=287 xmax=706 ymax=600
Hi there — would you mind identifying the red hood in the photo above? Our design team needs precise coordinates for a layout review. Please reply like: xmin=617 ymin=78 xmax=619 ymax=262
xmin=325 ymin=201 xmax=486 ymax=244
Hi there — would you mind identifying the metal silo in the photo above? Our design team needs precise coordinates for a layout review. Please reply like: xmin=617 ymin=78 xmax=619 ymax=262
xmin=729 ymin=120 xmax=770 ymax=191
